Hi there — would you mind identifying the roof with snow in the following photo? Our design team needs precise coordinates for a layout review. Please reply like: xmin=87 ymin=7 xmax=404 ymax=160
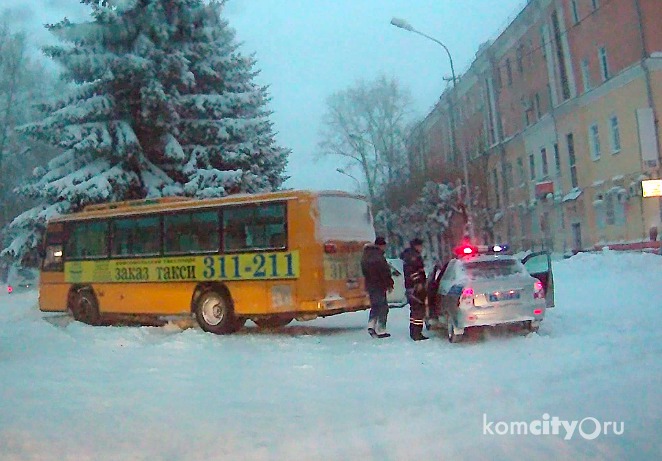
xmin=47 ymin=190 xmax=367 ymax=223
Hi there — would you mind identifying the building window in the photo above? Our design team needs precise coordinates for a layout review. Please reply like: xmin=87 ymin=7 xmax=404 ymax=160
xmin=571 ymin=222 xmax=582 ymax=251
xmin=534 ymin=92 xmax=542 ymax=119
xmin=567 ymin=133 xmax=578 ymax=188
xmin=614 ymin=193 xmax=626 ymax=225
xmin=609 ymin=115 xmax=621 ymax=153
xmin=581 ymin=59 xmax=591 ymax=92
xmin=589 ymin=123 xmax=601 ymax=160
xmin=554 ymin=143 xmax=561 ymax=175
xmin=571 ymin=0 xmax=580 ymax=23
xmin=541 ymin=147 xmax=549 ymax=177
xmin=506 ymin=58 xmax=513 ymax=86
xmin=529 ymin=153 xmax=536 ymax=180
xmin=594 ymin=193 xmax=605 ymax=229
xmin=517 ymin=157 xmax=525 ymax=185
xmin=599 ymin=47 xmax=609 ymax=81
xmin=505 ymin=161 xmax=514 ymax=189
xmin=516 ymin=46 xmax=524 ymax=73
xmin=592 ymin=0 xmax=599 ymax=10
xmin=552 ymin=11 xmax=571 ymax=100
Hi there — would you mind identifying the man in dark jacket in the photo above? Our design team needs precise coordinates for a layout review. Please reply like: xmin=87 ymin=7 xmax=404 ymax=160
xmin=401 ymin=238 xmax=428 ymax=340
xmin=361 ymin=236 xmax=394 ymax=338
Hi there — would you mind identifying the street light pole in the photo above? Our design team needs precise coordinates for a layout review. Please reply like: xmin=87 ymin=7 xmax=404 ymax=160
xmin=390 ymin=17 xmax=473 ymax=239
xmin=336 ymin=168 xmax=361 ymax=190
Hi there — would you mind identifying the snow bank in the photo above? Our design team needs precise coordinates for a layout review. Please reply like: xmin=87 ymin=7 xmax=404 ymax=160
xmin=0 ymin=252 xmax=660 ymax=460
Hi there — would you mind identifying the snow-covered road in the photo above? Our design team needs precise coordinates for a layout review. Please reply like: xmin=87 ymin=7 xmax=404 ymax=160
xmin=1 ymin=251 xmax=661 ymax=460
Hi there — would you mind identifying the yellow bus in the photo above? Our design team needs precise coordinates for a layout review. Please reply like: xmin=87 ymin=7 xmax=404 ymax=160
xmin=38 ymin=190 xmax=375 ymax=334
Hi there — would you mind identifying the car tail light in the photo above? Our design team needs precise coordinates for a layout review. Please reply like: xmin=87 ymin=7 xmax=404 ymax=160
xmin=534 ymin=280 xmax=545 ymax=299
xmin=7 ymin=286 xmax=12 ymax=294
xmin=324 ymin=242 xmax=337 ymax=254
xmin=534 ymin=309 xmax=543 ymax=315
xmin=459 ymin=287 xmax=474 ymax=306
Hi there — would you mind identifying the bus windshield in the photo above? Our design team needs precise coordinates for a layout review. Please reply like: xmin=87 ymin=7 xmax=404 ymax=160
xmin=318 ymin=195 xmax=374 ymax=242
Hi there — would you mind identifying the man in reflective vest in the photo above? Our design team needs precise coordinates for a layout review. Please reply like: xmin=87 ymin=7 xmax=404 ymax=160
xmin=401 ymin=238 xmax=429 ymax=341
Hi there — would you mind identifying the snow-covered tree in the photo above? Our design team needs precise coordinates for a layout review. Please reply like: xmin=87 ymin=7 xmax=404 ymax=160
xmin=2 ymin=0 xmax=288 ymax=263
xmin=375 ymin=181 xmax=464 ymax=261
xmin=0 ymin=20 xmax=63 ymax=268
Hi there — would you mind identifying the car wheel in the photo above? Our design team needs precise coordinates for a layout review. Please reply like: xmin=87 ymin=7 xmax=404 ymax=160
xmin=447 ymin=314 xmax=461 ymax=343
xmin=527 ymin=320 xmax=540 ymax=334
xmin=194 ymin=288 xmax=239 ymax=334
xmin=253 ymin=316 xmax=294 ymax=329
xmin=70 ymin=289 xmax=101 ymax=326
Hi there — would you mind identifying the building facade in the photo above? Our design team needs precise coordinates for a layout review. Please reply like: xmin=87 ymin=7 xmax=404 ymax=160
xmin=415 ymin=0 xmax=662 ymax=252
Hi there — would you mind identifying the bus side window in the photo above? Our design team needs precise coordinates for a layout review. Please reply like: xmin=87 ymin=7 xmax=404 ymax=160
xmin=112 ymin=217 xmax=159 ymax=257
xmin=223 ymin=203 xmax=286 ymax=251
xmin=191 ymin=211 xmax=219 ymax=252
xmin=225 ymin=224 xmax=247 ymax=251
xmin=270 ymin=232 xmax=286 ymax=248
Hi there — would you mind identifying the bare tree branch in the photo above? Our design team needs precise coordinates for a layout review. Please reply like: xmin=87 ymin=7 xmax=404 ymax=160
xmin=318 ymin=75 xmax=412 ymax=205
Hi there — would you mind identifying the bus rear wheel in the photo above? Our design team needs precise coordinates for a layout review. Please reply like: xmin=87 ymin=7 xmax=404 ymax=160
xmin=70 ymin=289 xmax=101 ymax=326
xmin=194 ymin=288 xmax=239 ymax=334
xmin=253 ymin=316 xmax=293 ymax=329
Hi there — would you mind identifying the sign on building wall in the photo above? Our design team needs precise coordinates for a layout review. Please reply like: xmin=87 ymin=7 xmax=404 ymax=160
xmin=637 ymin=108 xmax=659 ymax=169
xmin=642 ymin=179 xmax=662 ymax=198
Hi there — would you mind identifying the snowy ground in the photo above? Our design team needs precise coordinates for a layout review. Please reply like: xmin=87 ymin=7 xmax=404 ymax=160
xmin=1 ymin=251 xmax=661 ymax=461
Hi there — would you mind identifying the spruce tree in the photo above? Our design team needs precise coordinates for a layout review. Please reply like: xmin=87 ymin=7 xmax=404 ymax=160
xmin=2 ymin=0 xmax=288 ymax=262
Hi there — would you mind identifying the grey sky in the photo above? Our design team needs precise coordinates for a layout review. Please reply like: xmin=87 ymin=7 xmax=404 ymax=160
xmin=4 ymin=0 xmax=527 ymax=192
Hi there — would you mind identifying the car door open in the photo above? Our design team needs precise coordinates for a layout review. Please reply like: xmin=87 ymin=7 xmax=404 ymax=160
xmin=521 ymin=251 xmax=555 ymax=308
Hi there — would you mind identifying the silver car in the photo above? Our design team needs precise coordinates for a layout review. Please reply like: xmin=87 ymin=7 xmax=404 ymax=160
xmin=5 ymin=266 xmax=40 ymax=294
xmin=386 ymin=258 xmax=407 ymax=307
xmin=437 ymin=248 xmax=554 ymax=342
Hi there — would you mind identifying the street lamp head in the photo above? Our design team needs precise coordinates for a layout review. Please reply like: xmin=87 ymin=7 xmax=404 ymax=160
xmin=390 ymin=17 xmax=414 ymax=32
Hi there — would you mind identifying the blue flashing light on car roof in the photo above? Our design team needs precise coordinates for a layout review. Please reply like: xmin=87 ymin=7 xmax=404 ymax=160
xmin=491 ymin=244 xmax=509 ymax=253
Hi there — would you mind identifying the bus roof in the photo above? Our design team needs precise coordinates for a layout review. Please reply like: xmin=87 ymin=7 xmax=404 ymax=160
xmin=48 ymin=189 xmax=368 ymax=223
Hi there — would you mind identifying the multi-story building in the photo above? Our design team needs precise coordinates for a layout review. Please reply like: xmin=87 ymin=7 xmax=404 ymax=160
xmin=415 ymin=0 xmax=662 ymax=252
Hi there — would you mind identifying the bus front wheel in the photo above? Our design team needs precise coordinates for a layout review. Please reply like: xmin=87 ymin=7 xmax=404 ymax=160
xmin=194 ymin=288 xmax=239 ymax=334
xmin=70 ymin=289 xmax=101 ymax=326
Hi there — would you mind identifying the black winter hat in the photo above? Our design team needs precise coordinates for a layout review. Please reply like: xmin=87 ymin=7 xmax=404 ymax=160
xmin=374 ymin=236 xmax=387 ymax=246
xmin=410 ymin=238 xmax=424 ymax=246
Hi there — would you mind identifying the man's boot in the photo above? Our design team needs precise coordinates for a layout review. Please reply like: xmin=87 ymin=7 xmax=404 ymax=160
xmin=410 ymin=323 xmax=429 ymax=341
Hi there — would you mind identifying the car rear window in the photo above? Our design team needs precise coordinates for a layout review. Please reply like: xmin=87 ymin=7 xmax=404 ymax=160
xmin=463 ymin=259 xmax=525 ymax=279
